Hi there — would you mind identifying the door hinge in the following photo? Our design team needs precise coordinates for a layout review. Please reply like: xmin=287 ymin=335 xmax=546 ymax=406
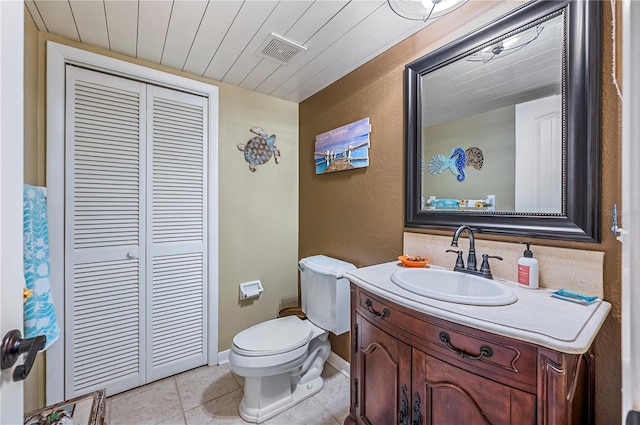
xmin=353 ymin=323 xmax=359 ymax=353
xmin=353 ymin=378 xmax=359 ymax=408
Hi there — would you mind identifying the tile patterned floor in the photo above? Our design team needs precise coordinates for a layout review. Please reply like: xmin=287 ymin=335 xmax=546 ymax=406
xmin=105 ymin=362 xmax=349 ymax=425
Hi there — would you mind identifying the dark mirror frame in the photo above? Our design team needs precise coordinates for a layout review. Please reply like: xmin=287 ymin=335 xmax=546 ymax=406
xmin=404 ymin=0 xmax=601 ymax=242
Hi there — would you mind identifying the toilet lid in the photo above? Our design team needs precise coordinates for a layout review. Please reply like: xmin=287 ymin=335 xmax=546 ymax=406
xmin=233 ymin=316 xmax=313 ymax=356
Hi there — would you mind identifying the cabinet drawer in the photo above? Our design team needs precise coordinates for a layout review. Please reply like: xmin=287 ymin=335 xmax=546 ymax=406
xmin=357 ymin=289 xmax=420 ymax=335
xmin=356 ymin=288 xmax=537 ymax=392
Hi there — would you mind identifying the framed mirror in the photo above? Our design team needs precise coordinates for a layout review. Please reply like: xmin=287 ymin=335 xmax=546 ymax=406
xmin=404 ymin=0 xmax=601 ymax=242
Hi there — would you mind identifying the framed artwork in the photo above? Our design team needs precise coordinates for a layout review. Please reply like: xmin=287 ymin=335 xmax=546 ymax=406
xmin=315 ymin=118 xmax=370 ymax=174
xmin=24 ymin=389 xmax=106 ymax=425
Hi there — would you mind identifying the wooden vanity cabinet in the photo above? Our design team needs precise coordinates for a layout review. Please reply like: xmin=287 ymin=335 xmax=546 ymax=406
xmin=344 ymin=284 xmax=594 ymax=425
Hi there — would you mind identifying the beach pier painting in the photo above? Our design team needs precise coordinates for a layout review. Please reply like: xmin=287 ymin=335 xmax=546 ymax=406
xmin=314 ymin=117 xmax=371 ymax=174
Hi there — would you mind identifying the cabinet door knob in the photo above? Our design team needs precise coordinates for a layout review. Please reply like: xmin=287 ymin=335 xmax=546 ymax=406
xmin=127 ymin=250 xmax=138 ymax=259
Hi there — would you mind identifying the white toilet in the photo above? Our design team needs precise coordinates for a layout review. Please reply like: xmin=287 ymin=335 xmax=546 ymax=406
xmin=228 ymin=255 xmax=355 ymax=423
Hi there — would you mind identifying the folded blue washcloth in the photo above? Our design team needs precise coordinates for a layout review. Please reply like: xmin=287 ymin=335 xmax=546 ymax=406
xmin=550 ymin=289 xmax=599 ymax=306
xmin=23 ymin=184 xmax=59 ymax=350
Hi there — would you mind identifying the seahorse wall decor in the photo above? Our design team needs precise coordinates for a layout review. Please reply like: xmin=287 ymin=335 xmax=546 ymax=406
xmin=428 ymin=146 xmax=484 ymax=182
xmin=237 ymin=127 xmax=279 ymax=172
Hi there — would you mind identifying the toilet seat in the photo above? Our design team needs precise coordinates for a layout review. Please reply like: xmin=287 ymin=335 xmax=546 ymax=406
xmin=232 ymin=316 xmax=313 ymax=357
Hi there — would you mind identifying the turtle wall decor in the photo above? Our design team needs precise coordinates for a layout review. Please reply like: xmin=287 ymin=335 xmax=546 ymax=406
xmin=237 ymin=127 xmax=280 ymax=172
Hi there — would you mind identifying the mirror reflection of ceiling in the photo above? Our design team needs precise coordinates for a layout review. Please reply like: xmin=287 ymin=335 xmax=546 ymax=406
xmin=420 ymin=13 xmax=564 ymax=127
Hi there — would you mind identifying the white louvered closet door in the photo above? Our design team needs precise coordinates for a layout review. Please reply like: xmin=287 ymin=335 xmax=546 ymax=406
xmin=146 ymin=86 xmax=208 ymax=381
xmin=65 ymin=67 xmax=208 ymax=399
xmin=65 ymin=66 xmax=147 ymax=397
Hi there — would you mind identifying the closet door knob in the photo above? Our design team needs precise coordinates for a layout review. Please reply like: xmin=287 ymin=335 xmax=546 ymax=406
xmin=127 ymin=250 xmax=138 ymax=259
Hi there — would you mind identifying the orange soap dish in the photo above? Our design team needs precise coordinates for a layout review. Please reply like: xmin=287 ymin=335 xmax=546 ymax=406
xmin=398 ymin=255 xmax=430 ymax=268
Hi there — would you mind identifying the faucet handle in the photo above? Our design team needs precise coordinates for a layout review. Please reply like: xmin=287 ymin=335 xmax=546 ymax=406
xmin=482 ymin=254 xmax=503 ymax=261
xmin=446 ymin=249 xmax=465 ymax=270
xmin=479 ymin=254 xmax=503 ymax=279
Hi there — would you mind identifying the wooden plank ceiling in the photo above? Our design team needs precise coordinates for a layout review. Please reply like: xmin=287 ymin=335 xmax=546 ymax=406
xmin=25 ymin=0 xmax=442 ymax=103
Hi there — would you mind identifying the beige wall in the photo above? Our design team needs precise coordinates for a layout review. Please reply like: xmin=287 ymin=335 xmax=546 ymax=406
xmin=217 ymin=87 xmax=299 ymax=351
xmin=24 ymin=6 xmax=40 ymax=187
xmin=299 ymin=1 xmax=622 ymax=424
xmin=23 ymin=13 xmax=299 ymax=409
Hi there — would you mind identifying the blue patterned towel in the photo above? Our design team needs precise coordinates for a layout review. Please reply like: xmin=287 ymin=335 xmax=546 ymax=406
xmin=23 ymin=185 xmax=59 ymax=350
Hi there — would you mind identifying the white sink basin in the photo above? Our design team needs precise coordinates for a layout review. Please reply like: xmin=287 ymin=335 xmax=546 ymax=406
xmin=390 ymin=268 xmax=517 ymax=306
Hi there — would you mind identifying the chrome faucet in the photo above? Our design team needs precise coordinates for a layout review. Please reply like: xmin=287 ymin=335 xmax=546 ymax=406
xmin=448 ymin=225 xmax=502 ymax=279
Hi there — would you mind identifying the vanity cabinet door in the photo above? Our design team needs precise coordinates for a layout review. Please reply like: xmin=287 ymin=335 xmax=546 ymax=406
xmin=355 ymin=313 xmax=411 ymax=425
xmin=414 ymin=349 xmax=536 ymax=425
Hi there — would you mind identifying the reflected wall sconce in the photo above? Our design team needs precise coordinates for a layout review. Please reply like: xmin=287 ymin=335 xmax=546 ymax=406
xmin=467 ymin=24 xmax=544 ymax=63
xmin=387 ymin=0 xmax=467 ymax=22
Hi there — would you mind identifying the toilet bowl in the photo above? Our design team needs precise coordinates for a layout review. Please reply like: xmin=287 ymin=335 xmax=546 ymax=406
xmin=229 ymin=316 xmax=330 ymax=423
xmin=228 ymin=255 xmax=355 ymax=423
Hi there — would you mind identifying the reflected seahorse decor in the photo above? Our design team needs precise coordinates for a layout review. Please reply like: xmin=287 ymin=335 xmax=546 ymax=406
xmin=428 ymin=147 xmax=484 ymax=182
xmin=237 ymin=127 xmax=279 ymax=172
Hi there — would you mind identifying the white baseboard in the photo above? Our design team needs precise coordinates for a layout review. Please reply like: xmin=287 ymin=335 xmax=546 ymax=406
xmin=217 ymin=349 xmax=350 ymax=379
xmin=217 ymin=349 xmax=229 ymax=365
xmin=326 ymin=351 xmax=350 ymax=379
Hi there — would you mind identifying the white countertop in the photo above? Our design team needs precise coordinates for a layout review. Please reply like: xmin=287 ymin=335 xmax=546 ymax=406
xmin=345 ymin=261 xmax=612 ymax=354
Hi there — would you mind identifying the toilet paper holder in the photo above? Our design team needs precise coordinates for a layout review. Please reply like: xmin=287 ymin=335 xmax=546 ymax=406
xmin=239 ymin=280 xmax=264 ymax=300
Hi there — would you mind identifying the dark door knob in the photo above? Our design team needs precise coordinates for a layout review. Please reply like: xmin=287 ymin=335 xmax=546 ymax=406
xmin=626 ymin=410 xmax=640 ymax=425
xmin=1 ymin=329 xmax=46 ymax=381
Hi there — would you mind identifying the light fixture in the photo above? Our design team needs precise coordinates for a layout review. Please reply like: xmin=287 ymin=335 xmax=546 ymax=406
xmin=467 ymin=24 xmax=544 ymax=63
xmin=387 ymin=0 xmax=467 ymax=22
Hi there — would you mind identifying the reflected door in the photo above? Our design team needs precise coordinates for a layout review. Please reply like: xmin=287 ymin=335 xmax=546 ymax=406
xmin=515 ymin=95 xmax=562 ymax=213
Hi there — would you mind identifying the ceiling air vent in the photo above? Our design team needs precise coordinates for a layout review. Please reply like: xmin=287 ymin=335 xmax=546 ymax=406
xmin=257 ymin=33 xmax=306 ymax=64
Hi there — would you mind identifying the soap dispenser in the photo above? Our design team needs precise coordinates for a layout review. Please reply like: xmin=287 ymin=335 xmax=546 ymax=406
xmin=518 ymin=242 xmax=539 ymax=289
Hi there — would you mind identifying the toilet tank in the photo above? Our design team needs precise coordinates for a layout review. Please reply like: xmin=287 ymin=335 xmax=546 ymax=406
xmin=299 ymin=255 xmax=356 ymax=335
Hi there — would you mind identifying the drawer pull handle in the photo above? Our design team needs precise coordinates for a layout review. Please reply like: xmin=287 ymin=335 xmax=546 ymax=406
xmin=439 ymin=331 xmax=493 ymax=360
xmin=365 ymin=298 xmax=390 ymax=319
